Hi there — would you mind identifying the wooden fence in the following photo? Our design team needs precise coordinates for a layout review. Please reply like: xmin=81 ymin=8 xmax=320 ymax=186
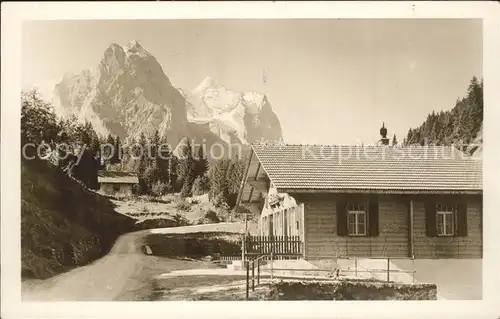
xmin=244 ymin=235 xmax=302 ymax=257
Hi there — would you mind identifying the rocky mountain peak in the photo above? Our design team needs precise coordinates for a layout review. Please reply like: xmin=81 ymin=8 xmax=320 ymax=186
xmin=47 ymin=41 xmax=283 ymax=153
xmin=123 ymin=40 xmax=145 ymax=52
xmin=193 ymin=76 xmax=221 ymax=93
xmin=184 ymin=77 xmax=282 ymax=145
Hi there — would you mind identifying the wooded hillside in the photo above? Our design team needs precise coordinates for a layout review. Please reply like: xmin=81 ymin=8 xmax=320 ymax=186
xmin=403 ymin=76 xmax=483 ymax=154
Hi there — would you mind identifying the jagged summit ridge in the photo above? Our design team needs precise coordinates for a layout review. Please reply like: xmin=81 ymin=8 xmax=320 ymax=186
xmin=183 ymin=77 xmax=282 ymax=145
xmin=193 ymin=76 xmax=221 ymax=93
xmin=41 ymin=41 xmax=283 ymax=149
xmin=53 ymin=41 xmax=185 ymax=143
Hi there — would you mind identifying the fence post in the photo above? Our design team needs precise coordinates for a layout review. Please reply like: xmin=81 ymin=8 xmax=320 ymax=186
xmin=257 ymin=258 xmax=261 ymax=284
xmin=355 ymin=256 xmax=358 ymax=277
xmin=270 ymin=251 xmax=274 ymax=280
xmin=386 ymin=258 xmax=390 ymax=282
xmin=242 ymin=235 xmax=245 ymax=268
xmin=252 ymin=260 xmax=255 ymax=291
xmin=412 ymin=255 xmax=415 ymax=284
xmin=246 ymin=260 xmax=249 ymax=300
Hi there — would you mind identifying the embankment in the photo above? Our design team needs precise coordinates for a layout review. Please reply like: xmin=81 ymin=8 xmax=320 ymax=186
xmin=144 ymin=231 xmax=242 ymax=258
xmin=21 ymin=158 xmax=137 ymax=279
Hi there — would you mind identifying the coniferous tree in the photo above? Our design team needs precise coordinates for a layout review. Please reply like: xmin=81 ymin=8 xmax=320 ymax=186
xmin=111 ymin=135 xmax=122 ymax=164
xmin=136 ymin=133 xmax=150 ymax=194
xmin=157 ymin=134 xmax=172 ymax=183
xmin=403 ymin=76 xmax=483 ymax=154
xmin=196 ymin=146 xmax=209 ymax=177
xmin=391 ymin=134 xmax=398 ymax=147
xmin=209 ymin=158 xmax=230 ymax=206
xmin=226 ymin=158 xmax=244 ymax=208
xmin=177 ymin=139 xmax=197 ymax=197
xmin=137 ymin=133 xmax=149 ymax=174
xmin=103 ymin=134 xmax=115 ymax=165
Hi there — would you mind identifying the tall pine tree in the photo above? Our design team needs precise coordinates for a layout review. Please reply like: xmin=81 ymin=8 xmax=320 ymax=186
xmin=110 ymin=135 xmax=121 ymax=164
xmin=196 ymin=146 xmax=209 ymax=177
xmin=391 ymin=134 xmax=398 ymax=147
xmin=177 ymin=139 xmax=197 ymax=197
xmin=157 ymin=134 xmax=172 ymax=184
xmin=137 ymin=133 xmax=150 ymax=194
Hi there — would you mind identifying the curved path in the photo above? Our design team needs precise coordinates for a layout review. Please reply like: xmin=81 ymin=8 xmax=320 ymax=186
xmin=22 ymin=230 xmax=154 ymax=301
xmin=21 ymin=223 xmax=245 ymax=301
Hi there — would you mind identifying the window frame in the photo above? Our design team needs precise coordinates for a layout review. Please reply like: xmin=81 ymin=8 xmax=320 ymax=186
xmin=346 ymin=202 xmax=368 ymax=236
xmin=112 ymin=183 xmax=121 ymax=192
xmin=436 ymin=203 xmax=455 ymax=237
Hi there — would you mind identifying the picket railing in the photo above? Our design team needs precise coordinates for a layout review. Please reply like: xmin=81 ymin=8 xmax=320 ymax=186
xmin=244 ymin=235 xmax=302 ymax=258
xmin=219 ymin=255 xmax=242 ymax=261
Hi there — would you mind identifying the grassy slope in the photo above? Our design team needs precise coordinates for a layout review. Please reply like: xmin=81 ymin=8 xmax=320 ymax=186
xmin=21 ymin=158 xmax=136 ymax=279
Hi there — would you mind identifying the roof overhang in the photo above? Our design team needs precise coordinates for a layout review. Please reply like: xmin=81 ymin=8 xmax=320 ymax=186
xmin=278 ymin=188 xmax=483 ymax=195
xmin=235 ymin=148 xmax=271 ymax=209
xmin=97 ymin=178 xmax=139 ymax=184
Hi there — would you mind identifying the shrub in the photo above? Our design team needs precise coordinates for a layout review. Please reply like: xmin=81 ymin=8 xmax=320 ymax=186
xmin=176 ymin=200 xmax=192 ymax=212
xmin=151 ymin=181 xmax=173 ymax=197
xmin=204 ymin=210 xmax=220 ymax=223
xmin=235 ymin=206 xmax=253 ymax=220
xmin=132 ymin=183 xmax=141 ymax=195
xmin=135 ymin=218 xmax=177 ymax=230
xmin=180 ymin=181 xmax=193 ymax=198
xmin=196 ymin=209 xmax=221 ymax=224
xmin=212 ymin=192 xmax=229 ymax=208
xmin=191 ymin=175 xmax=210 ymax=196
xmin=172 ymin=213 xmax=191 ymax=226
xmin=189 ymin=198 xmax=200 ymax=205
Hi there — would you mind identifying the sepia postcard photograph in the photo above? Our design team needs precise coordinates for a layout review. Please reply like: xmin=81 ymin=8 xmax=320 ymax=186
xmin=1 ymin=2 xmax=499 ymax=319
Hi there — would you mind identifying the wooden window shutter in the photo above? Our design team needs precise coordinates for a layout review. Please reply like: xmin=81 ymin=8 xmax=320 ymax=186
xmin=368 ymin=196 xmax=379 ymax=237
xmin=456 ymin=202 xmax=468 ymax=237
xmin=336 ymin=196 xmax=348 ymax=236
xmin=425 ymin=200 xmax=437 ymax=237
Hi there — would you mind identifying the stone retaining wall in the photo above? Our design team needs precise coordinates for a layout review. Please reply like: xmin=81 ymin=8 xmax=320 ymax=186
xmin=264 ymin=280 xmax=437 ymax=300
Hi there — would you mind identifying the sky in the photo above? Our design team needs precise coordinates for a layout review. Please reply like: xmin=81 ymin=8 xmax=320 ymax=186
xmin=22 ymin=19 xmax=482 ymax=145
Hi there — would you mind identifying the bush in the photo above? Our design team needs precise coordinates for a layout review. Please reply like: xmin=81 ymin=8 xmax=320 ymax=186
xmin=132 ymin=183 xmax=141 ymax=195
xmin=197 ymin=209 xmax=220 ymax=225
xmin=188 ymin=198 xmax=200 ymax=205
xmin=176 ymin=200 xmax=192 ymax=212
xmin=180 ymin=180 xmax=193 ymax=198
xmin=235 ymin=206 xmax=253 ymax=221
xmin=151 ymin=181 xmax=173 ymax=197
xmin=191 ymin=175 xmax=210 ymax=196
xmin=212 ymin=192 xmax=229 ymax=208
xmin=172 ymin=213 xmax=191 ymax=226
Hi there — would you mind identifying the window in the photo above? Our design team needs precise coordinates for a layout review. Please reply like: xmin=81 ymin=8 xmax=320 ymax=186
xmin=347 ymin=203 xmax=367 ymax=236
xmin=337 ymin=197 xmax=378 ymax=237
xmin=436 ymin=203 xmax=455 ymax=236
xmin=112 ymin=183 xmax=120 ymax=192
xmin=425 ymin=200 xmax=467 ymax=238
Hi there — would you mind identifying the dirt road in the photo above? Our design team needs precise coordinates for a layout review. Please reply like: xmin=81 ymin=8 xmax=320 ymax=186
xmin=21 ymin=230 xmax=219 ymax=301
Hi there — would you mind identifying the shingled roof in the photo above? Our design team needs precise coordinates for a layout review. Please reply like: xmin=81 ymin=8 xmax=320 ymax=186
xmin=97 ymin=171 xmax=139 ymax=184
xmin=250 ymin=143 xmax=482 ymax=194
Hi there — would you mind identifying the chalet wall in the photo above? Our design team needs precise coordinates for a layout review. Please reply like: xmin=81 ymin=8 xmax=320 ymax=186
xmin=99 ymin=183 xmax=134 ymax=196
xmin=300 ymin=194 xmax=409 ymax=259
xmin=412 ymin=195 xmax=482 ymax=258
xmin=299 ymin=194 xmax=482 ymax=260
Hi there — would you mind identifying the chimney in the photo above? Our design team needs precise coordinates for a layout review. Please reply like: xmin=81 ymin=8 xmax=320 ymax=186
xmin=380 ymin=122 xmax=390 ymax=146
